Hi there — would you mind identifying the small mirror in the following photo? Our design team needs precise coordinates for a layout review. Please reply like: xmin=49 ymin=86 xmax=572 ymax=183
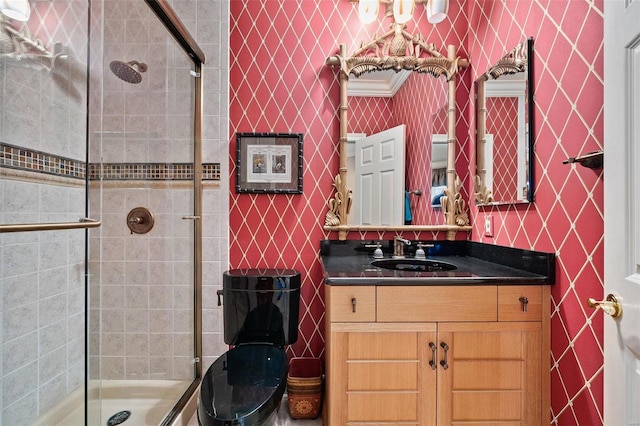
xmin=475 ymin=38 xmax=534 ymax=205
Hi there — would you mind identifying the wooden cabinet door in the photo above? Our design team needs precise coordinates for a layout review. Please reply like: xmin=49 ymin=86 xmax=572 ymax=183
xmin=327 ymin=323 xmax=437 ymax=425
xmin=436 ymin=322 xmax=542 ymax=426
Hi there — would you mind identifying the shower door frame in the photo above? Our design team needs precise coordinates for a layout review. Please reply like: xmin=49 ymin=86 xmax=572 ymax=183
xmin=134 ymin=2 xmax=205 ymax=424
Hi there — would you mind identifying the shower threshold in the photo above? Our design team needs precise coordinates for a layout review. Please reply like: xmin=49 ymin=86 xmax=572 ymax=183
xmin=31 ymin=379 xmax=192 ymax=426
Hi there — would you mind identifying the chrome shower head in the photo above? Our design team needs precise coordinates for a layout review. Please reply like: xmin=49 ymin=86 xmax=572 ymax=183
xmin=109 ymin=60 xmax=147 ymax=84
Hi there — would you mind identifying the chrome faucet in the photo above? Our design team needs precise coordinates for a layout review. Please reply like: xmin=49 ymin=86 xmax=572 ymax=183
xmin=394 ymin=236 xmax=411 ymax=258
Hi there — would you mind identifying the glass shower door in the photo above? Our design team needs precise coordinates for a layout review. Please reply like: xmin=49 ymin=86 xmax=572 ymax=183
xmin=88 ymin=0 xmax=199 ymax=424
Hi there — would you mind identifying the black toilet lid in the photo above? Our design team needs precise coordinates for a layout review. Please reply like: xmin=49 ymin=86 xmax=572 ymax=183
xmin=198 ymin=344 xmax=287 ymax=425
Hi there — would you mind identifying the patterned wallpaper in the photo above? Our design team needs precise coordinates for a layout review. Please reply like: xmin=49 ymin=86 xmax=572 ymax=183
xmin=486 ymin=96 xmax=519 ymax=201
xmin=467 ymin=1 xmax=604 ymax=424
xmin=229 ymin=0 xmax=604 ymax=424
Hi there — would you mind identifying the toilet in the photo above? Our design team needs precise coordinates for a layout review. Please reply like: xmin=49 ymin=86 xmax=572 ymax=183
xmin=197 ymin=269 xmax=301 ymax=426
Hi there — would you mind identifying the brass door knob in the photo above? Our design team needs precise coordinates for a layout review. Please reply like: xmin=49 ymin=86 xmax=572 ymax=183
xmin=587 ymin=293 xmax=622 ymax=318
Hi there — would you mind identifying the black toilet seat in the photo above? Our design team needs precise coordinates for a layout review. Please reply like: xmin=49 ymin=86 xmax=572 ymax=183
xmin=198 ymin=344 xmax=287 ymax=426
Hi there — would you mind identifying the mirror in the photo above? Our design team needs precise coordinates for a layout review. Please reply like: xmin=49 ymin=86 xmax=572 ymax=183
xmin=324 ymin=30 xmax=470 ymax=240
xmin=475 ymin=38 xmax=534 ymax=205
xmin=345 ymin=71 xmax=449 ymax=226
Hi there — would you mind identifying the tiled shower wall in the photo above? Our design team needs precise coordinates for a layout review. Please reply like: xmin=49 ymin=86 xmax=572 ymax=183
xmin=88 ymin=0 xmax=230 ymax=378
xmin=0 ymin=0 xmax=89 ymax=423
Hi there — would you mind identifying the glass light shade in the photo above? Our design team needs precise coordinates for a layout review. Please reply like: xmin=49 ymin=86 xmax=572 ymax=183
xmin=393 ymin=0 xmax=414 ymax=24
xmin=358 ymin=0 xmax=379 ymax=24
xmin=0 ymin=0 xmax=31 ymax=21
xmin=427 ymin=0 xmax=448 ymax=24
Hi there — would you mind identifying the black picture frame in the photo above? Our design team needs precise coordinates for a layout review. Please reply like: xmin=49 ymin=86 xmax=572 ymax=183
xmin=235 ymin=132 xmax=303 ymax=194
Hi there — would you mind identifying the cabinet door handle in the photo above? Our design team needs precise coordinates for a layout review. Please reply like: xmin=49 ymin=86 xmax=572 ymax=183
xmin=440 ymin=342 xmax=449 ymax=370
xmin=429 ymin=342 xmax=437 ymax=370
xmin=351 ymin=297 xmax=356 ymax=313
xmin=519 ymin=296 xmax=529 ymax=312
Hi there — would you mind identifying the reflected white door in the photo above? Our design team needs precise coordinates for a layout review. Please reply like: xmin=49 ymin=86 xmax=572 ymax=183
xmin=602 ymin=1 xmax=640 ymax=424
xmin=353 ymin=125 xmax=405 ymax=225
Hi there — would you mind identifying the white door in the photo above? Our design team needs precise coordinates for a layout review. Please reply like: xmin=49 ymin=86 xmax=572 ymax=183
xmin=353 ymin=125 xmax=405 ymax=225
xmin=602 ymin=1 xmax=640 ymax=424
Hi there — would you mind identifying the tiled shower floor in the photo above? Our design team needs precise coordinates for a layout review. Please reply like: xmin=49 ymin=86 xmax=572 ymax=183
xmin=187 ymin=395 xmax=323 ymax=426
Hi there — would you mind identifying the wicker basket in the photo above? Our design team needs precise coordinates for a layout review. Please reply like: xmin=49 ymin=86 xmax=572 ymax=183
xmin=287 ymin=357 xmax=323 ymax=419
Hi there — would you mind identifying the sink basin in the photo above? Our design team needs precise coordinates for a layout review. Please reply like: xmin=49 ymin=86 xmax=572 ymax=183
xmin=371 ymin=258 xmax=458 ymax=272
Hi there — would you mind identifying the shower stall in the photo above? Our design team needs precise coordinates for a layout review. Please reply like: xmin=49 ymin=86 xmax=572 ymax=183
xmin=0 ymin=0 xmax=206 ymax=424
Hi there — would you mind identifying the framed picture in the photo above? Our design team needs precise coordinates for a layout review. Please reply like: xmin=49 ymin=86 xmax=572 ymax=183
xmin=235 ymin=132 xmax=303 ymax=194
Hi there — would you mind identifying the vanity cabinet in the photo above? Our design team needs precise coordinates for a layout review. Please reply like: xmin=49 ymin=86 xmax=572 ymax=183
xmin=325 ymin=284 xmax=550 ymax=425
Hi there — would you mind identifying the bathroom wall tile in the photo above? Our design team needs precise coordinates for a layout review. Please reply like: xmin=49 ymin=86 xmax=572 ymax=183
xmin=125 ymin=237 xmax=149 ymax=262
xmin=102 ymin=356 xmax=125 ymax=380
xmin=173 ymin=285 xmax=192 ymax=309
xmin=125 ymin=333 xmax=149 ymax=356
xmin=103 ymin=189 xmax=128 ymax=214
xmin=2 ymin=361 xmax=37 ymax=407
xmin=101 ymin=285 xmax=125 ymax=309
xmin=2 ymin=273 xmax=37 ymax=310
xmin=68 ymin=312 xmax=85 ymax=342
xmin=124 ymin=189 xmax=150 ymax=212
xmin=1 ymin=392 xmax=38 ymax=426
xmin=68 ymin=336 xmax=85 ymax=367
xmin=3 ymin=303 xmax=38 ymax=342
xmin=173 ymin=332 xmax=193 ymax=358
xmin=101 ymin=333 xmax=124 ymax=356
xmin=38 ymin=293 xmax=68 ymax=328
xmin=149 ymin=310 xmax=173 ymax=333
xmin=173 ymin=238 xmax=193 ymax=262
xmin=125 ymin=356 xmax=149 ymax=379
xmin=39 ymin=346 xmax=67 ymax=385
xmin=102 ymin=213 xmax=128 ymax=237
xmin=173 ymin=310 xmax=193 ymax=334
xmin=39 ymin=240 xmax=69 ymax=272
xmin=124 ymin=286 xmax=149 ymax=309
xmin=149 ymin=286 xmax=174 ymax=309
xmin=2 ymin=332 xmax=37 ymax=374
xmin=38 ymin=373 xmax=67 ymax=415
xmin=68 ymin=287 xmax=85 ymax=316
xmin=201 ymin=308 xmax=223 ymax=334
xmin=101 ymin=309 xmax=125 ymax=333
xmin=68 ymin=359 xmax=84 ymax=391
xmin=149 ymin=240 xmax=174 ymax=265
xmin=125 ymin=309 xmax=149 ymax=333
xmin=2 ymin=243 xmax=39 ymax=278
xmin=201 ymin=332 xmax=225 ymax=359
xmin=39 ymin=320 xmax=67 ymax=355
xmin=102 ymin=237 xmax=126 ymax=261
xmin=150 ymin=356 xmax=173 ymax=380
xmin=149 ymin=333 xmax=173 ymax=355
xmin=149 ymin=262 xmax=173 ymax=286
xmin=101 ymin=261 xmax=125 ymax=285
xmin=173 ymin=356 xmax=193 ymax=379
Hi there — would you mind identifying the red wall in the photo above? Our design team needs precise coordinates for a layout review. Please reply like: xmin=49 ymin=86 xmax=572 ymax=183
xmin=229 ymin=0 xmax=604 ymax=423
xmin=486 ymin=96 xmax=519 ymax=201
xmin=467 ymin=1 xmax=604 ymax=424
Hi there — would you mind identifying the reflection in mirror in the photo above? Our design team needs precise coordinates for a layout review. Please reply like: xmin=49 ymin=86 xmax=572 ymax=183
xmin=346 ymin=72 xmax=448 ymax=225
xmin=475 ymin=38 xmax=534 ymax=205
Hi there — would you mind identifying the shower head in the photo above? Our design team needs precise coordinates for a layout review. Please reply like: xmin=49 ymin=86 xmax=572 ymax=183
xmin=109 ymin=60 xmax=147 ymax=84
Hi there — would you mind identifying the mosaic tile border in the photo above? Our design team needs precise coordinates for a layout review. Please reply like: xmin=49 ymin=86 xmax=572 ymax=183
xmin=0 ymin=143 xmax=220 ymax=182
xmin=90 ymin=163 xmax=220 ymax=181
xmin=0 ymin=142 xmax=85 ymax=179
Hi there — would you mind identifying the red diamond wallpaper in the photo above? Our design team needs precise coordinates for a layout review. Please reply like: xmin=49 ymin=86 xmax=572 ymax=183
xmin=229 ymin=0 xmax=604 ymax=423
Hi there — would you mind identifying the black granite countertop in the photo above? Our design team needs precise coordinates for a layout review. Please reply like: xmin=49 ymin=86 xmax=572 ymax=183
xmin=320 ymin=240 xmax=555 ymax=286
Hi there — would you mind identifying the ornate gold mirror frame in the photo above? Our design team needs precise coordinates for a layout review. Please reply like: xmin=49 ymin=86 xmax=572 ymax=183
xmin=324 ymin=24 xmax=470 ymax=240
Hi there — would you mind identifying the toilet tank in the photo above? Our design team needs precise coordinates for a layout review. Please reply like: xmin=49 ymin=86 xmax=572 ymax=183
xmin=222 ymin=269 xmax=301 ymax=347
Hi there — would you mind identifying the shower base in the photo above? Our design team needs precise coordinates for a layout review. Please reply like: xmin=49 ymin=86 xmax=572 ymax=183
xmin=32 ymin=379 xmax=192 ymax=426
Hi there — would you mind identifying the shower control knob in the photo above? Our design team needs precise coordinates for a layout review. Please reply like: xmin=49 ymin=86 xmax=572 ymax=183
xmin=126 ymin=207 xmax=154 ymax=234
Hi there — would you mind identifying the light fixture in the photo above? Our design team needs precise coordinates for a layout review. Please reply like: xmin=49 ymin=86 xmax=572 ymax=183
xmin=358 ymin=0 xmax=379 ymax=24
xmin=392 ymin=0 xmax=414 ymax=24
xmin=354 ymin=0 xmax=448 ymax=25
xmin=426 ymin=0 xmax=448 ymax=24
xmin=0 ymin=0 xmax=31 ymax=22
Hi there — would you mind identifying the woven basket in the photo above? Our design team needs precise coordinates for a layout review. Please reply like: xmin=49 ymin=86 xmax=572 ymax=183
xmin=287 ymin=358 xmax=323 ymax=419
